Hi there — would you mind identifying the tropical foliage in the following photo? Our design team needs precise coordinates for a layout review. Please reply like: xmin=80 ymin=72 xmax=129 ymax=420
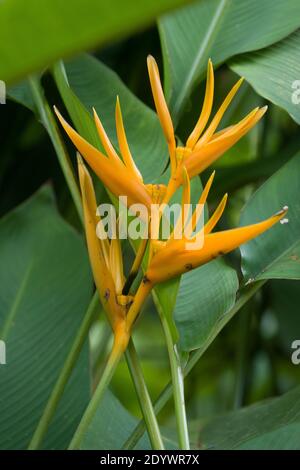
xmin=1 ymin=0 xmax=300 ymax=450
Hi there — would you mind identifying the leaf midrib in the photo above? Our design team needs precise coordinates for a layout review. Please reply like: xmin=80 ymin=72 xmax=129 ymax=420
xmin=250 ymin=237 xmax=300 ymax=282
xmin=171 ymin=0 xmax=229 ymax=120
xmin=233 ymin=414 xmax=300 ymax=449
xmin=0 ymin=262 xmax=34 ymax=341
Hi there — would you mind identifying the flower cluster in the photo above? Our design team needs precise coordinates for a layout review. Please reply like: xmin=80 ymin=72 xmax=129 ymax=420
xmin=55 ymin=56 xmax=288 ymax=346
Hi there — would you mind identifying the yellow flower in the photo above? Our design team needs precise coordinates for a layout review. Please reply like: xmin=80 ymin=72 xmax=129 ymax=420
xmin=147 ymin=56 xmax=267 ymax=203
xmin=54 ymin=103 xmax=158 ymax=210
xmin=78 ymin=154 xmax=132 ymax=336
xmin=144 ymin=170 xmax=288 ymax=286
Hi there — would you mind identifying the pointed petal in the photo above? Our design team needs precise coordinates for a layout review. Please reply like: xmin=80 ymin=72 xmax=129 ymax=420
xmin=109 ymin=237 xmax=125 ymax=295
xmin=93 ymin=107 xmax=120 ymax=163
xmin=147 ymin=207 xmax=288 ymax=284
xmin=115 ymin=97 xmax=143 ymax=183
xmin=78 ymin=155 xmax=124 ymax=326
xmin=171 ymin=166 xmax=191 ymax=240
xmin=185 ymin=106 xmax=267 ymax=179
xmin=195 ymin=77 xmax=244 ymax=148
xmin=185 ymin=171 xmax=215 ymax=238
xmin=147 ymin=55 xmax=176 ymax=174
xmin=77 ymin=154 xmax=109 ymax=263
xmin=55 ymin=107 xmax=151 ymax=208
xmin=181 ymin=166 xmax=191 ymax=229
xmin=199 ymin=170 xmax=215 ymax=206
xmin=204 ymin=193 xmax=228 ymax=234
xmin=191 ymin=207 xmax=288 ymax=266
xmin=209 ymin=107 xmax=259 ymax=143
xmin=186 ymin=59 xmax=214 ymax=149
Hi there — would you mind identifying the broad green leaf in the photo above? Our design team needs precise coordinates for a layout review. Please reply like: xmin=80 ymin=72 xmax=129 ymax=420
xmin=240 ymin=151 xmax=300 ymax=282
xmin=80 ymin=390 xmax=178 ymax=450
xmin=174 ymin=260 xmax=238 ymax=351
xmin=0 ymin=187 xmax=92 ymax=449
xmin=0 ymin=0 xmax=188 ymax=85
xmin=269 ymin=280 xmax=300 ymax=351
xmin=80 ymin=391 xmax=150 ymax=450
xmin=159 ymin=0 xmax=300 ymax=120
xmin=231 ymin=29 xmax=300 ymax=125
xmin=200 ymin=386 xmax=300 ymax=449
xmin=54 ymin=55 xmax=168 ymax=182
xmin=8 ymin=82 xmax=35 ymax=111
xmin=153 ymin=278 xmax=180 ymax=344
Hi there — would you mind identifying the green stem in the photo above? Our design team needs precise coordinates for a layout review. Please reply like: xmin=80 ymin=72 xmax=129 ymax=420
xmin=233 ymin=304 xmax=252 ymax=409
xmin=160 ymin=314 xmax=189 ymax=450
xmin=122 ymin=238 xmax=148 ymax=295
xmin=28 ymin=75 xmax=83 ymax=222
xmin=68 ymin=337 xmax=126 ymax=450
xmin=125 ymin=339 xmax=164 ymax=450
xmin=123 ymin=280 xmax=266 ymax=449
xmin=28 ymin=292 xmax=100 ymax=450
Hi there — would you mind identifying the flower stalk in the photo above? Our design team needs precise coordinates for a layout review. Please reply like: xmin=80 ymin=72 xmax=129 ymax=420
xmin=159 ymin=308 xmax=190 ymax=450
xmin=125 ymin=340 xmax=165 ymax=450
xmin=69 ymin=328 xmax=129 ymax=450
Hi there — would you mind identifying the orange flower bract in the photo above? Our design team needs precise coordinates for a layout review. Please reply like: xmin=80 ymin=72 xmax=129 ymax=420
xmin=147 ymin=56 xmax=267 ymax=203
xmin=145 ymin=171 xmax=288 ymax=285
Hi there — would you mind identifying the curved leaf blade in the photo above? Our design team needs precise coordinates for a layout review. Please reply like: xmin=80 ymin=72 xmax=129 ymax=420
xmin=0 ymin=0 xmax=189 ymax=85
xmin=231 ymin=30 xmax=300 ymax=125
xmin=240 ymin=151 xmax=300 ymax=282
xmin=200 ymin=386 xmax=300 ymax=450
xmin=174 ymin=259 xmax=238 ymax=351
xmin=0 ymin=187 xmax=92 ymax=449
xmin=159 ymin=0 xmax=300 ymax=120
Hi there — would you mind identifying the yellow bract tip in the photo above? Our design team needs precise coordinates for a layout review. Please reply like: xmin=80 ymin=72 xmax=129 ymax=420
xmin=147 ymin=54 xmax=176 ymax=175
xmin=115 ymin=96 xmax=143 ymax=183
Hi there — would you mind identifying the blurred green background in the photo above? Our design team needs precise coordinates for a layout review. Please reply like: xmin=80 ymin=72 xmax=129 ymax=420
xmin=2 ymin=23 xmax=300 ymax=431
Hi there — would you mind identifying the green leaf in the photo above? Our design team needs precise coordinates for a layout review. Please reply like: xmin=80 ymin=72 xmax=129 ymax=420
xmin=54 ymin=55 xmax=168 ymax=182
xmin=0 ymin=187 xmax=92 ymax=449
xmin=159 ymin=0 xmax=300 ymax=120
xmin=240 ymin=151 xmax=300 ymax=282
xmin=153 ymin=278 xmax=180 ymax=344
xmin=0 ymin=0 xmax=188 ymax=85
xmin=174 ymin=259 xmax=238 ymax=351
xmin=8 ymin=81 xmax=36 ymax=111
xmin=80 ymin=391 xmax=150 ymax=450
xmin=200 ymin=386 xmax=300 ymax=449
xmin=269 ymin=279 xmax=300 ymax=351
xmin=80 ymin=390 xmax=178 ymax=450
xmin=231 ymin=29 xmax=300 ymax=125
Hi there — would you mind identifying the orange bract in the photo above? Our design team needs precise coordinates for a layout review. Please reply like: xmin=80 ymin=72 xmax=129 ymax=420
xmin=147 ymin=55 xmax=267 ymax=203
xmin=78 ymin=155 xmax=128 ymax=332
xmin=145 ymin=171 xmax=288 ymax=285
xmin=54 ymin=105 xmax=153 ymax=210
